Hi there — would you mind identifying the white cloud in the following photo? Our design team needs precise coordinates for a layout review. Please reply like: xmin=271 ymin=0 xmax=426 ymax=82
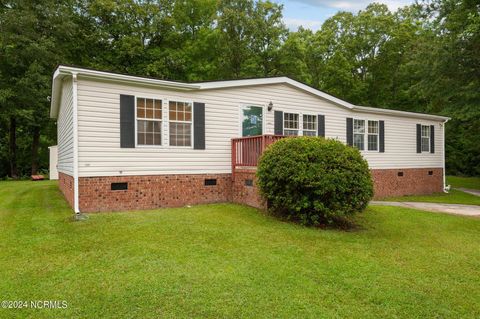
xmin=284 ymin=17 xmax=325 ymax=31
xmin=291 ymin=0 xmax=412 ymax=11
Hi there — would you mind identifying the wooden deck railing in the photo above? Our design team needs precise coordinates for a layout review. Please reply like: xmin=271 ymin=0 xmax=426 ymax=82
xmin=231 ymin=135 xmax=285 ymax=177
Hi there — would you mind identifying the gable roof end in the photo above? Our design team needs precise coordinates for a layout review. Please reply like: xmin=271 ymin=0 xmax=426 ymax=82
xmin=50 ymin=65 xmax=450 ymax=122
xmin=196 ymin=77 xmax=356 ymax=110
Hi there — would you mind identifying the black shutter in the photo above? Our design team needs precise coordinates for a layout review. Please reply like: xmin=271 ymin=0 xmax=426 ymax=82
xmin=193 ymin=102 xmax=205 ymax=149
xmin=346 ymin=117 xmax=353 ymax=146
xmin=430 ymin=125 xmax=435 ymax=153
xmin=318 ymin=114 xmax=325 ymax=137
xmin=120 ymin=94 xmax=135 ymax=148
xmin=379 ymin=120 xmax=385 ymax=153
xmin=274 ymin=111 xmax=283 ymax=135
xmin=416 ymin=124 xmax=421 ymax=153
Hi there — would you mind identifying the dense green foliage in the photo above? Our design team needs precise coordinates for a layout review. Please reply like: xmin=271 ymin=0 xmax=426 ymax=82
xmin=0 ymin=0 xmax=479 ymax=178
xmin=257 ymin=137 xmax=373 ymax=225
xmin=1 ymin=181 xmax=480 ymax=317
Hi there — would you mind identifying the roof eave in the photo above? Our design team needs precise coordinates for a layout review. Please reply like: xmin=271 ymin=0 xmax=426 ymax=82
xmin=197 ymin=77 xmax=356 ymax=110
xmin=50 ymin=68 xmax=68 ymax=119
xmin=354 ymin=106 xmax=450 ymax=122
xmin=50 ymin=65 xmax=202 ymax=119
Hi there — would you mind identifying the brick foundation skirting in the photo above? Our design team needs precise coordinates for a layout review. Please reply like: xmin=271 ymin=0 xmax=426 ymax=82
xmin=78 ymin=174 xmax=232 ymax=212
xmin=59 ymin=168 xmax=443 ymax=212
xmin=58 ymin=172 xmax=74 ymax=208
xmin=372 ymin=167 xmax=443 ymax=199
xmin=232 ymin=169 xmax=266 ymax=210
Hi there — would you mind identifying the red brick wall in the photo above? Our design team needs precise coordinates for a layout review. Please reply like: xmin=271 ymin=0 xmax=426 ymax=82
xmin=58 ymin=172 xmax=74 ymax=208
xmin=58 ymin=168 xmax=443 ymax=212
xmin=78 ymin=174 xmax=232 ymax=213
xmin=232 ymin=170 xmax=266 ymax=209
xmin=372 ymin=168 xmax=443 ymax=199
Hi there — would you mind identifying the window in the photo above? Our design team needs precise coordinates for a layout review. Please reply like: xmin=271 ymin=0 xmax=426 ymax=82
xmin=303 ymin=115 xmax=317 ymax=136
xmin=353 ymin=119 xmax=365 ymax=150
xmin=241 ymin=105 xmax=263 ymax=137
xmin=367 ymin=120 xmax=379 ymax=151
xmin=421 ymin=125 xmax=430 ymax=152
xmin=284 ymin=113 xmax=299 ymax=136
xmin=169 ymin=101 xmax=192 ymax=147
xmin=137 ymin=98 xmax=162 ymax=146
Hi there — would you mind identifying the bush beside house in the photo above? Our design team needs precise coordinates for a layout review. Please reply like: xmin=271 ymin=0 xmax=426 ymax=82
xmin=257 ymin=137 xmax=373 ymax=226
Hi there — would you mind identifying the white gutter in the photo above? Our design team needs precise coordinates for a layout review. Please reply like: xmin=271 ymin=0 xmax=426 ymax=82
xmin=57 ymin=65 xmax=200 ymax=90
xmin=443 ymin=118 xmax=450 ymax=193
xmin=354 ymin=105 xmax=450 ymax=122
xmin=71 ymin=72 xmax=80 ymax=214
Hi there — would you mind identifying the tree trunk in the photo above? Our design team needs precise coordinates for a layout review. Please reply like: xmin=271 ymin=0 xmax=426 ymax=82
xmin=31 ymin=126 xmax=40 ymax=175
xmin=9 ymin=116 xmax=18 ymax=179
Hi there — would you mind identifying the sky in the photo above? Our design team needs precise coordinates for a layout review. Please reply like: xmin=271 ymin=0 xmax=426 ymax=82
xmin=273 ymin=0 xmax=415 ymax=31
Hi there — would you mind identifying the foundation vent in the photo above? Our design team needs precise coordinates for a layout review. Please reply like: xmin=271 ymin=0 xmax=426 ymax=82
xmin=204 ymin=179 xmax=217 ymax=186
xmin=111 ymin=182 xmax=128 ymax=191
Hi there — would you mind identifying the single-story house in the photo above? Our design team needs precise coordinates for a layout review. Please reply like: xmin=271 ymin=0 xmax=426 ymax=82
xmin=50 ymin=65 xmax=450 ymax=213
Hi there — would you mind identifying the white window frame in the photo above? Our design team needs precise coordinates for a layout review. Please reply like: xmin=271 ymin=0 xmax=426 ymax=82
xmin=134 ymin=96 xmax=194 ymax=149
xmin=353 ymin=118 xmax=381 ymax=152
xmin=421 ymin=125 xmax=430 ymax=153
xmin=283 ymin=112 xmax=300 ymax=136
xmin=302 ymin=114 xmax=318 ymax=136
xmin=353 ymin=118 xmax=366 ymax=151
xmin=168 ymin=100 xmax=194 ymax=148
xmin=238 ymin=103 xmax=266 ymax=137
xmin=367 ymin=120 xmax=379 ymax=151
xmin=135 ymin=96 xmax=163 ymax=147
xmin=281 ymin=112 xmax=318 ymax=137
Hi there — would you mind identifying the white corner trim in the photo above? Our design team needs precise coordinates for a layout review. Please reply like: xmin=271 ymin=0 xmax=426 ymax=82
xmin=72 ymin=72 xmax=80 ymax=214
xmin=442 ymin=119 xmax=449 ymax=192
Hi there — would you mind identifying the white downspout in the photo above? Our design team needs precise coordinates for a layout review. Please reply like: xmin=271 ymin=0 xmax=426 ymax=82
xmin=72 ymin=72 xmax=80 ymax=214
xmin=442 ymin=119 xmax=449 ymax=193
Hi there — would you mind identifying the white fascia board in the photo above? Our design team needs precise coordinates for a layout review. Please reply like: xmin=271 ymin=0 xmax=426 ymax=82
xmin=197 ymin=77 xmax=356 ymax=110
xmin=49 ymin=65 xmax=201 ymax=119
xmin=353 ymin=105 xmax=450 ymax=122
xmin=50 ymin=69 xmax=66 ymax=119
xmin=49 ymin=65 xmax=451 ymax=122
xmin=57 ymin=65 xmax=200 ymax=90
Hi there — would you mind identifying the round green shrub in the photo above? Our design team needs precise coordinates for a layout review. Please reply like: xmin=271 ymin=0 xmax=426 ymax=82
xmin=257 ymin=137 xmax=373 ymax=226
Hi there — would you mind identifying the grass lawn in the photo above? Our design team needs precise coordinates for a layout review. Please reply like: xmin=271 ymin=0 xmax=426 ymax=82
xmin=382 ymin=189 xmax=480 ymax=206
xmin=447 ymin=176 xmax=480 ymax=190
xmin=1 ymin=181 xmax=480 ymax=318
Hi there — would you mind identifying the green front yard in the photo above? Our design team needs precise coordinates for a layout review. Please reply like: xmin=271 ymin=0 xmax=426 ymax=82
xmin=1 ymin=181 xmax=479 ymax=318
xmin=383 ymin=189 xmax=480 ymax=205
xmin=447 ymin=176 xmax=480 ymax=190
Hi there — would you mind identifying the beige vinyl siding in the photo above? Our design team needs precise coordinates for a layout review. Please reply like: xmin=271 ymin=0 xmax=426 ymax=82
xmin=57 ymin=78 xmax=74 ymax=175
xmin=76 ymin=78 xmax=444 ymax=177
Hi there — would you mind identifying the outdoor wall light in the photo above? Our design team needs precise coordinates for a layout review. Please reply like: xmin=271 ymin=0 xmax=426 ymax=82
xmin=268 ymin=101 xmax=274 ymax=111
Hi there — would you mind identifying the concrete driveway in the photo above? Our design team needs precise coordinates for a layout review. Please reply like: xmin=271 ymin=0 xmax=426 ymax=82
xmin=370 ymin=201 xmax=480 ymax=217
xmin=456 ymin=188 xmax=480 ymax=197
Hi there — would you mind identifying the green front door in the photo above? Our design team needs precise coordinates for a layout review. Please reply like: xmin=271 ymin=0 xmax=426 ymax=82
xmin=242 ymin=106 xmax=263 ymax=137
